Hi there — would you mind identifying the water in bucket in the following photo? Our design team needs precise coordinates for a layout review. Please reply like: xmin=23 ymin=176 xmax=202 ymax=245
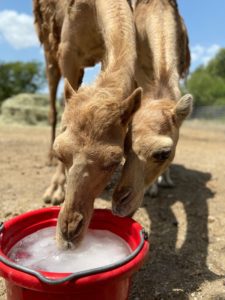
xmin=8 ymin=227 xmax=131 ymax=273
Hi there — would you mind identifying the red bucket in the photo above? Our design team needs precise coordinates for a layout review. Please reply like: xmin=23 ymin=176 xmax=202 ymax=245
xmin=0 ymin=207 xmax=149 ymax=300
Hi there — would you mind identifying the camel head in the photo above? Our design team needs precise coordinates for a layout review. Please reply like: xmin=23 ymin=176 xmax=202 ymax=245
xmin=54 ymin=79 xmax=142 ymax=249
xmin=112 ymin=94 xmax=193 ymax=217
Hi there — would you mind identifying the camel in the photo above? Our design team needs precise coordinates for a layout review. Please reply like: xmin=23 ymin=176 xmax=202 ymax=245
xmin=33 ymin=0 xmax=142 ymax=249
xmin=112 ymin=0 xmax=193 ymax=217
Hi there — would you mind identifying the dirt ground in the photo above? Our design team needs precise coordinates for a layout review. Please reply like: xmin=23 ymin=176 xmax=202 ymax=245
xmin=0 ymin=120 xmax=225 ymax=300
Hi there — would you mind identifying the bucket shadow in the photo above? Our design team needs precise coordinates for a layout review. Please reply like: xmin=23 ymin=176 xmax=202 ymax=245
xmin=130 ymin=164 xmax=223 ymax=299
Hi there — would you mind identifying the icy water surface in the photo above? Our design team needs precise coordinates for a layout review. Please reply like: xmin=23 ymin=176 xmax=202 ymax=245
xmin=8 ymin=227 xmax=131 ymax=273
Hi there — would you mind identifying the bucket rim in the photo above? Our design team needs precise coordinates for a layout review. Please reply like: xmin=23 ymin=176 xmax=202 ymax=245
xmin=0 ymin=207 xmax=149 ymax=291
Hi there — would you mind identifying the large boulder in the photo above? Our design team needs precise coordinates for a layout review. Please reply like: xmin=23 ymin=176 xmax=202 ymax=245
xmin=0 ymin=93 xmax=62 ymax=125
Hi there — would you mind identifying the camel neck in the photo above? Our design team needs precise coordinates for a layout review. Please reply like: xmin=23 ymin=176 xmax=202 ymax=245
xmin=95 ymin=0 xmax=136 ymax=97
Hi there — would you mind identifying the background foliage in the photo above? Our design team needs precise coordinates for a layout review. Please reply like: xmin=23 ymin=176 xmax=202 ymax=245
xmin=0 ymin=48 xmax=225 ymax=108
xmin=185 ymin=48 xmax=225 ymax=106
xmin=0 ymin=61 xmax=45 ymax=105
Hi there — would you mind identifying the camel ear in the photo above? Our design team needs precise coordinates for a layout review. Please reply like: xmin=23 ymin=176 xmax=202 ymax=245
xmin=120 ymin=87 xmax=142 ymax=125
xmin=64 ymin=78 xmax=75 ymax=103
xmin=174 ymin=94 xmax=193 ymax=124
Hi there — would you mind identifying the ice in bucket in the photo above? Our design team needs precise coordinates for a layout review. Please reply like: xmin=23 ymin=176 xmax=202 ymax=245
xmin=8 ymin=227 xmax=131 ymax=273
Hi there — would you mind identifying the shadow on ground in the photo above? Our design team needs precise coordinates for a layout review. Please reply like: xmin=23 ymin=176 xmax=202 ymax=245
xmin=130 ymin=164 xmax=223 ymax=299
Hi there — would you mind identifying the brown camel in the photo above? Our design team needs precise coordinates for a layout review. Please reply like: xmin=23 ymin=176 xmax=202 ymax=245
xmin=112 ymin=0 xmax=193 ymax=217
xmin=34 ymin=0 xmax=142 ymax=249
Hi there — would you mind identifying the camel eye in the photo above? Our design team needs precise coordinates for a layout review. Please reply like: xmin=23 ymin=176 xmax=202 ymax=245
xmin=61 ymin=125 xmax=67 ymax=132
xmin=101 ymin=160 xmax=120 ymax=171
xmin=153 ymin=148 xmax=171 ymax=162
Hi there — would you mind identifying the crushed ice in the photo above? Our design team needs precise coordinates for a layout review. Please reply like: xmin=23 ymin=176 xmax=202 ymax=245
xmin=8 ymin=227 xmax=131 ymax=273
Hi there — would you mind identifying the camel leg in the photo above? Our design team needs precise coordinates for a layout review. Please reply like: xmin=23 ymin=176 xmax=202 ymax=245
xmin=43 ymin=162 xmax=66 ymax=204
xmin=146 ymin=180 xmax=159 ymax=198
xmin=45 ymin=52 xmax=61 ymax=165
xmin=146 ymin=167 xmax=175 ymax=198
xmin=158 ymin=167 xmax=175 ymax=187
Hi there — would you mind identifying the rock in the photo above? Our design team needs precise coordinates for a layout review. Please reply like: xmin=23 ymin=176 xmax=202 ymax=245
xmin=4 ymin=211 xmax=12 ymax=218
xmin=208 ymin=215 xmax=216 ymax=223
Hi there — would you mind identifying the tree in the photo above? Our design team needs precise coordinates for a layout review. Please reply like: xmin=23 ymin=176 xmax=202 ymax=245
xmin=0 ymin=61 xmax=45 ymax=104
xmin=206 ymin=48 xmax=225 ymax=78
xmin=186 ymin=48 xmax=225 ymax=106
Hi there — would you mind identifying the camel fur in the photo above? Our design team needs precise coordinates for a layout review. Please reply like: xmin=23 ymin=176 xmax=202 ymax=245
xmin=34 ymin=0 xmax=141 ymax=248
xmin=112 ymin=0 xmax=193 ymax=217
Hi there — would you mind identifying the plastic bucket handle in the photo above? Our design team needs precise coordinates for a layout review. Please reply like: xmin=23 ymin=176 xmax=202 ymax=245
xmin=0 ymin=222 xmax=148 ymax=285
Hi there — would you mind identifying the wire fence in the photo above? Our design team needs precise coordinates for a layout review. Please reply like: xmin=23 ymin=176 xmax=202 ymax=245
xmin=191 ymin=105 xmax=225 ymax=120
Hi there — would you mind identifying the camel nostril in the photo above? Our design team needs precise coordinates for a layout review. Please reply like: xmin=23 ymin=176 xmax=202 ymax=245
xmin=59 ymin=211 xmax=84 ymax=244
xmin=113 ymin=187 xmax=132 ymax=205
xmin=67 ymin=219 xmax=84 ymax=241
xmin=119 ymin=190 xmax=132 ymax=205
xmin=112 ymin=188 xmax=134 ymax=217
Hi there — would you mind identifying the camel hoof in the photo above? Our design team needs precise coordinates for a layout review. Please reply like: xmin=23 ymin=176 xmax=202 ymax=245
xmin=43 ymin=195 xmax=52 ymax=204
xmin=149 ymin=187 xmax=158 ymax=197
xmin=146 ymin=183 xmax=158 ymax=198
xmin=52 ymin=189 xmax=64 ymax=205
xmin=43 ymin=162 xmax=66 ymax=205
xmin=52 ymin=197 xmax=64 ymax=206
xmin=158 ymin=176 xmax=175 ymax=188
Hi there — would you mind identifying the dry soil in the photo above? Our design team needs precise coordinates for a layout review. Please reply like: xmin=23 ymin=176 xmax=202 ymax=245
xmin=0 ymin=120 xmax=225 ymax=299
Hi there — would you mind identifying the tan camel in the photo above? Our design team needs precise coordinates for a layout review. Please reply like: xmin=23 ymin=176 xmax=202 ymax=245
xmin=112 ymin=0 xmax=193 ymax=217
xmin=34 ymin=0 xmax=142 ymax=249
